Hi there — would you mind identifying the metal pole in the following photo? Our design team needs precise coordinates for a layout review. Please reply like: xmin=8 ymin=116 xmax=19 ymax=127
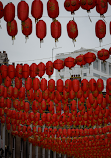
xmin=12 ymin=136 xmax=15 ymax=158
xmin=29 ymin=124 xmax=32 ymax=158
xmin=52 ymin=47 xmax=62 ymax=62
xmin=64 ymin=154 xmax=66 ymax=158
xmin=59 ymin=153 xmax=61 ymax=157
xmin=20 ymin=138 xmax=23 ymax=158
xmin=2 ymin=124 xmax=5 ymax=158
xmin=48 ymin=149 xmax=50 ymax=158
xmin=42 ymin=124 xmax=45 ymax=158
xmin=35 ymin=125 xmax=38 ymax=158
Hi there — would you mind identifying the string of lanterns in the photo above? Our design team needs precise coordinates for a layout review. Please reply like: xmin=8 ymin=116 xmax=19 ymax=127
xmin=0 ymin=0 xmax=111 ymax=46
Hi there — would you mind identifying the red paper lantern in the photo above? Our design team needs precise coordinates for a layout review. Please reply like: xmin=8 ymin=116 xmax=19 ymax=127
xmin=48 ymin=79 xmax=55 ymax=92
xmin=7 ymin=86 xmax=13 ymax=98
xmin=56 ymin=79 xmax=63 ymax=93
xmin=27 ymin=88 xmax=34 ymax=102
xmin=0 ymin=85 xmax=4 ymax=97
xmin=76 ymin=54 xmax=86 ymax=67
xmin=36 ymin=62 xmax=45 ymax=78
xmin=7 ymin=20 xmax=18 ymax=43
xmin=109 ymin=47 xmax=111 ymax=55
xmin=25 ymin=77 xmax=32 ymax=91
xmin=24 ymin=102 xmax=29 ymax=112
xmin=81 ymin=79 xmax=89 ymax=91
xmin=46 ymin=61 xmax=54 ymax=77
xmin=97 ymin=78 xmax=104 ymax=92
xmin=95 ymin=20 xmax=106 ymax=46
xmin=53 ymin=59 xmax=64 ymax=72
xmin=106 ymin=78 xmax=111 ymax=91
xmin=47 ymin=0 xmax=59 ymax=19
xmin=23 ymin=64 xmax=29 ymax=79
xmin=4 ymin=2 xmax=15 ymax=23
xmin=43 ymin=89 xmax=49 ymax=100
xmin=40 ymin=78 xmax=47 ymax=92
xmin=97 ymin=49 xmax=109 ymax=61
xmin=89 ymin=78 xmax=96 ymax=92
xmin=4 ymin=76 xmax=11 ymax=87
xmin=16 ymin=64 xmax=23 ymax=78
xmin=34 ymin=89 xmax=42 ymax=102
xmin=31 ymin=0 xmax=43 ymax=23
xmin=22 ymin=17 xmax=32 ymax=42
xmin=96 ymin=0 xmax=108 ymax=16
xmin=17 ymin=1 xmax=29 ymax=22
xmin=65 ymin=79 xmax=72 ymax=92
xmin=0 ymin=65 xmax=7 ymax=78
xmin=15 ymin=77 xmax=22 ymax=89
xmin=36 ymin=20 xmax=47 ymax=47
xmin=64 ymin=57 xmax=76 ymax=69
xmin=8 ymin=64 xmax=15 ymax=79
xmin=33 ymin=78 xmax=40 ymax=91
xmin=84 ymin=52 xmax=96 ymax=65
xmin=108 ymin=0 xmax=111 ymax=5
xmin=80 ymin=0 xmax=96 ymax=12
xmin=67 ymin=20 xmax=78 ymax=46
xmin=51 ymin=19 xmax=61 ymax=44
xmin=19 ymin=87 xmax=25 ymax=100
xmin=73 ymin=79 xmax=80 ymax=93
xmin=0 ymin=1 xmax=3 ymax=19
xmin=30 ymin=63 xmax=37 ymax=78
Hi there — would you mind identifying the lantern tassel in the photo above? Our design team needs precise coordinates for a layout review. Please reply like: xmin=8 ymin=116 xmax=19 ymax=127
xmin=99 ymin=39 xmax=102 ymax=47
xmin=72 ymin=39 xmax=75 ymax=47
xmin=88 ymin=14 xmax=92 ymax=22
xmin=12 ymin=37 xmax=14 ymax=45
xmin=0 ymin=20 xmax=2 ymax=29
xmin=55 ymin=41 xmax=57 ymax=47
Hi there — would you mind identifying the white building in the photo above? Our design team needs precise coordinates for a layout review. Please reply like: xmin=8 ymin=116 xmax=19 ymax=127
xmin=55 ymin=47 xmax=111 ymax=92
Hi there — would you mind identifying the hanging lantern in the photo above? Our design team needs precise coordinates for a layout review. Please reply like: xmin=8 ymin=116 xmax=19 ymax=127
xmin=4 ymin=2 xmax=15 ymax=24
xmin=36 ymin=20 xmax=47 ymax=47
xmin=31 ymin=0 xmax=43 ymax=23
xmin=7 ymin=20 xmax=18 ymax=44
xmin=36 ymin=62 xmax=45 ymax=78
xmin=97 ymin=78 xmax=104 ymax=92
xmin=67 ymin=20 xmax=78 ymax=46
xmin=106 ymin=78 xmax=111 ymax=91
xmin=72 ymin=79 xmax=80 ymax=94
xmin=22 ymin=17 xmax=32 ymax=43
xmin=46 ymin=61 xmax=54 ymax=77
xmin=8 ymin=64 xmax=15 ymax=79
xmin=30 ymin=63 xmax=37 ymax=78
xmin=25 ymin=77 xmax=32 ymax=91
xmin=109 ymin=47 xmax=111 ymax=55
xmin=27 ymin=88 xmax=34 ymax=102
xmin=81 ymin=79 xmax=89 ymax=91
xmin=4 ymin=76 xmax=11 ymax=87
xmin=0 ymin=85 xmax=4 ymax=97
xmin=48 ymin=79 xmax=55 ymax=92
xmin=32 ymin=78 xmax=40 ymax=91
xmin=97 ymin=49 xmax=109 ymax=61
xmin=43 ymin=89 xmax=49 ymax=100
xmin=64 ymin=57 xmax=76 ymax=69
xmin=95 ymin=20 xmax=106 ymax=46
xmin=15 ymin=77 xmax=22 ymax=89
xmin=7 ymin=86 xmax=13 ymax=98
xmin=53 ymin=59 xmax=64 ymax=72
xmin=40 ymin=78 xmax=47 ymax=92
xmin=23 ymin=64 xmax=29 ymax=79
xmin=16 ymin=64 xmax=23 ymax=78
xmin=47 ymin=0 xmax=59 ymax=20
xmin=17 ymin=1 xmax=29 ymax=22
xmin=76 ymin=54 xmax=86 ymax=67
xmin=57 ymin=79 xmax=63 ymax=93
xmin=19 ymin=87 xmax=25 ymax=100
xmin=89 ymin=78 xmax=96 ymax=92
xmin=65 ymin=79 xmax=72 ymax=92
xmin=51 ymin=19 xmax=61 ymax=46
xmin=0 ymin=1 xmax=3 ymax=28
xmin=96 ymin=0 xmax=108 ymax=17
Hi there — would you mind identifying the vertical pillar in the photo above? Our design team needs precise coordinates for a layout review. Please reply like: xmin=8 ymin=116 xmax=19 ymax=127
xmin=12 ymin=136 xmax=15 ymax=158
xmin=35 ymin=125 xmax=38 ymax=158
xmin=2 ymin=124 xmax=5 ymax=158
xmin=29 ymin=124 xmax=32 ymax=158
xmin=20 ymin=138 xmax=23 ymax=158
xmin=42 ymin=124 xmax=45 ymax=158
xmin=64 ymin=154 xmax=66 ymax=158
xmin=59 ymin=153 xmax=61 ymax=157
xmin=48 ymin=149 xmax=50 ymax=158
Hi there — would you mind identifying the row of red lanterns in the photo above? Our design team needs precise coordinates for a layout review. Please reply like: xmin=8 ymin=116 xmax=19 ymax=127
xmin=0 ymin=48 xmax=111 ymax=79
xmin=0 ymin=1 xmax=111 ymax=45
xmin=1 ymin=0 xmax=111 ymax=22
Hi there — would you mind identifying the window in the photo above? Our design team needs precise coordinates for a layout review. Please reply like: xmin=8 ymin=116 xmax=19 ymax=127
xmin=101 ymin=76 xmax=107 ymax=81
xmin=83 ymin=63 xmax=89 ymax=68
xmin=83 ymin=73 xmax=87 ymax=76
xmin=101 ymin=61 xmax=107 ymax=73
xmin=109 ymin=64 xmax=111 ymax=75
xmin=93 ymin=73 xmax=100 ymax=78
xmin=93 ymin=59 xmax=99 ymax=70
